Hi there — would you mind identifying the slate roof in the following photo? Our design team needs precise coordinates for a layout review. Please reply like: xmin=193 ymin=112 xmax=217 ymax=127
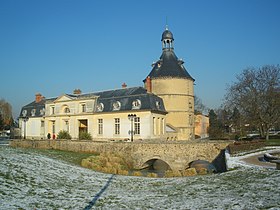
xmin=19 ymin=87 xmax=166 ymax=118
xmin=94 ymin=87 xmax=166 ymax=113
xmin=147 ymin=50 xmax=194 ymax=80
xmin=145 ymin=29 xmax=194 ymax=81
xmin=19 ymin=99 xmax=46 ymax=118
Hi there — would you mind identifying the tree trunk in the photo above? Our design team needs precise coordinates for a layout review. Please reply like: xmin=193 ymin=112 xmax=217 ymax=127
xmin=266 ymin=131 xmax=269 ymax=140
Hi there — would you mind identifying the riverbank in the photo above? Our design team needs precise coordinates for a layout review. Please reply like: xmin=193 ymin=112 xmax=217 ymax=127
xmin=227 ymin=147 xmax=280 ymax=169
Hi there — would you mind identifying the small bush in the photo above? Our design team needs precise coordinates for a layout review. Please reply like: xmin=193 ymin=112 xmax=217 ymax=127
xmin=164 ymin=170 xmax=182 ymax=178
xmin=57 ymin=130 xmax=72 ymax=140
xmin=182 ymin=168 xmax=197 ymax=176
xmin=197 ymin=168 xmax=208 ymax=175
xmin=131 ymin=171 xmax=143 ymax=176
xmin=146 ymin=173 xmax=158 ymax=178
xmin=117 ymin=169 xmax=129 ymax=176
xmin=79 ymin=131 xmax=92 ymax=140
xmin=81 ymin=152 xmax=134 ymax=176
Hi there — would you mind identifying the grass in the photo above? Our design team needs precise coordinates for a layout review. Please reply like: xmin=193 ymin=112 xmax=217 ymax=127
xmin=23 ymin=148 xmax=96 ymax=166
xmin=265 ymin=138 xmax=280 ymax=146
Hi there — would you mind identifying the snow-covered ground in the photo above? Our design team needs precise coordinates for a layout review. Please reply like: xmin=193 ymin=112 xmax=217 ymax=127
xmin=226 ymin=147 xmax=280 ymax=169
xmin=1 ymin=146 xmax=280 ymax=210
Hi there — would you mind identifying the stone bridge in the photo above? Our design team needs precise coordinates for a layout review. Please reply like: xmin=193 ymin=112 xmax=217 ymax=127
xmin=10 ymin=140 xmax=232 ymax=172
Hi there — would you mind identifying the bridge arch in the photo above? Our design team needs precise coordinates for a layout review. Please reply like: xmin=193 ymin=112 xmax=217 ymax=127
xmin=141 ymin=157 xmax=173 ymax=172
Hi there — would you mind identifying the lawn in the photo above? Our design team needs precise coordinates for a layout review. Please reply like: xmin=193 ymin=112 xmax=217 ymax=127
xmin=266 ymin=138 xmax=280 ymax=146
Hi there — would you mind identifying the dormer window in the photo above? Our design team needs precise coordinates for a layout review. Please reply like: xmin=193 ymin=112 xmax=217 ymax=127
xmin=96 ymin=103 xmax=104 ymax=112
xmin=113 ymin=101 xmax=121 ymax=111
xmin=22 ymin=110 xmax=27 ymax=117
xmin=31 ymin=109 xmax=36 ymax=116
xmin=156 ymin=101 xmax=161 ymax=109
xmin=132 ymin=99 xmax=141 ymax=110
xmin=40 ymin=108 xmax=45 ymax=115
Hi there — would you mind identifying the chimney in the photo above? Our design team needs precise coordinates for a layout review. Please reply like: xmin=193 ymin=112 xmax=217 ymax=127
xmin=146 ymin=76 xmax=152 ymax=93
xmin=122 ymin=82 xmax=127 ymax=89
xmin=73 ymin=89 xmax=82 ymax=94
xmin=35 ymin=93 xmax=43 ymax=103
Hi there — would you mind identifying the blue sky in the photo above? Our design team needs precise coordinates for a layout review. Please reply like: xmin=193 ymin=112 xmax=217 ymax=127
xmin=1 ymin=0 xmax=280 ymax=118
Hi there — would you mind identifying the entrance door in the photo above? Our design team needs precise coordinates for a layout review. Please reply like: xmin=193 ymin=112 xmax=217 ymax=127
xmin=79 ymin=119 xmax=88 ymax=134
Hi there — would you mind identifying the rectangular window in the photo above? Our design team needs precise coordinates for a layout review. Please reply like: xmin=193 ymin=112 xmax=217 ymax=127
xmin=52 ymin=121 xmax=55 ymax=134
xmin=114 ymin=118 xmax=120 ymax=135
xmin=51 ymin=106 xmax=55 ymax=115
xmin=81 ymin=104 xmax=86 ymax=112
xmin=134 ymin=117 xmax=140 ymax=135
xmin=98 ymin=119 xmax=103 ymax=135
xmin=65 ymin=121 xmax=69 ymax=132
xmin=41 ymin=121 xmax=45 ymax=128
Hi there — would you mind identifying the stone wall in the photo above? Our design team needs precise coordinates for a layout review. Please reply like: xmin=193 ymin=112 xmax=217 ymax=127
xmin=10 ymin=139 xmax=231 ymax=171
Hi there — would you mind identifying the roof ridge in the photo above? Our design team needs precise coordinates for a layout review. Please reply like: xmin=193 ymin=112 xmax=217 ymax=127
xmin=93 ymin=86 xmax=143 ymax=94
xmin=98 ymin=92 xmax=149 ymax=100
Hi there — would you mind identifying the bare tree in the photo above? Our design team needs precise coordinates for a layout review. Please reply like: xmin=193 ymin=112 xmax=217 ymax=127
xmin=224 ymin=65 xmax=280 ymax=140
xmin=0 ymin=99 xmax=13 ymax=130
xmin=194 ymin=95 xmax=207 ymax=114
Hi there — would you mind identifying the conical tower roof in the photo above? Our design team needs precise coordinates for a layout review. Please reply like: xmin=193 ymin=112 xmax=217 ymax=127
xmin=145 ymin=28 xmax=194 ymax=81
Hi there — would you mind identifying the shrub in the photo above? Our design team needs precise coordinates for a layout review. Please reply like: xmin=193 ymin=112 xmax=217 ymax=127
xmin=146 ymin=173 xmax=158 ymax=178
xmin=131 ymin=171 xmax=143 ymax=176
xmin=79 ymin=131 xmax=92 ymax=140
xmin=57 ymin=130 xmax=72 ymax=140
xmin=117 ymin=169 xmax=129 ymax=176
xmin=81 ymin=152 xmax=134 ymax=176
xmin=164 ymin=170 xmax=182 ymax=178
xmin=182 ymin=168 xmax=197 ymax=176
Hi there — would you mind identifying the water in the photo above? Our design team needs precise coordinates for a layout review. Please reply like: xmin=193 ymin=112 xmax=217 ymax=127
xmin=1 ymin=146 xmax=280 ymax=209
xmin=0 ymin=137 xmax=10 ymax=146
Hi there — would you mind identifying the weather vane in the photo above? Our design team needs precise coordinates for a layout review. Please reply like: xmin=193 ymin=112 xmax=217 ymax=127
xmin=165 ymin=16 xmax=169 ymax=30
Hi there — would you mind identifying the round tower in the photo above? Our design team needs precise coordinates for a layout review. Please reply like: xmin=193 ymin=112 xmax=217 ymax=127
xmin=144 ymin=27 xmax=195 ymax=140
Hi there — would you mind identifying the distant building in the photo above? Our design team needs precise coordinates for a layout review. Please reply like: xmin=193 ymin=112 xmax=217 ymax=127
xmin=195 ymin=114 xmax=209 ymax=139
xmin=19 ymin=27 xmax=195 ymax=141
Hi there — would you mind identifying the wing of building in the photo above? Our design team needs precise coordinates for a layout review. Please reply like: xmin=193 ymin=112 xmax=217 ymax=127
xmin=18 ymin=27 xmax=197 ymax=141
xmin=19 ymin=87 xmax=167 ymax=141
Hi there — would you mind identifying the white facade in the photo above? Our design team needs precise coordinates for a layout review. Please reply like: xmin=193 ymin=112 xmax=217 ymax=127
xmin=19 ymin=88 xmax=167 ymax=141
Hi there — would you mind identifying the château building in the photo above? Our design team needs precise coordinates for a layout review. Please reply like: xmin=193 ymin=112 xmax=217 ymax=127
xmin=19 ymin=27 xmax=195 ymax=141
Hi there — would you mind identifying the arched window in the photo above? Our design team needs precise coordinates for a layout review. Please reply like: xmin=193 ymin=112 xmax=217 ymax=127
xmin=96 ymin=103 xmax=104 ymax=112
xmin=113 ymin=101 xmax=121 ymax=111
xmin=40 ymin=108 xmax=45 ymax=115
xmin=132 ymin=99 xmax=141 ymax=109
xmin=156 ymin=101 xmax=161 ymax=109
xmin=64 ymin=107 xmax=70 ymax=113
xmin=22 ymin=110 xmax=27 ymax=117
xmin=31 ymin=109 xmax=36 ymax=116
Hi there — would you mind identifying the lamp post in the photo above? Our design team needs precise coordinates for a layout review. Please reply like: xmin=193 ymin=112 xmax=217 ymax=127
xmin=128 ymin=114 xmax=136 ymax=142
xmin=23 ymin=117 xmax=29 ymax=139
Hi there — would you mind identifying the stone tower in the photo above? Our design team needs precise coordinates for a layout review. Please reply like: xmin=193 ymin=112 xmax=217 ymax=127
xmin=144 ymin=27 xmax=195 ymax=140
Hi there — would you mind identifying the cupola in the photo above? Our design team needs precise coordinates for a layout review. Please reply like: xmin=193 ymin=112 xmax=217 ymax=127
xmin=161 ymin=26 xmax=174 ymax=50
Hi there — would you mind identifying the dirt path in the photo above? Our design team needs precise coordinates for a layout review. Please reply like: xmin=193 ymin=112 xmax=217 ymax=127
xmin=241 ymin=152 xmax=277 ymax=168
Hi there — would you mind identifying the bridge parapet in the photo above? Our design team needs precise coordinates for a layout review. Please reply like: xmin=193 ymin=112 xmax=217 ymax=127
xmin=10 ymin=139 xmax=232 ymax=172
